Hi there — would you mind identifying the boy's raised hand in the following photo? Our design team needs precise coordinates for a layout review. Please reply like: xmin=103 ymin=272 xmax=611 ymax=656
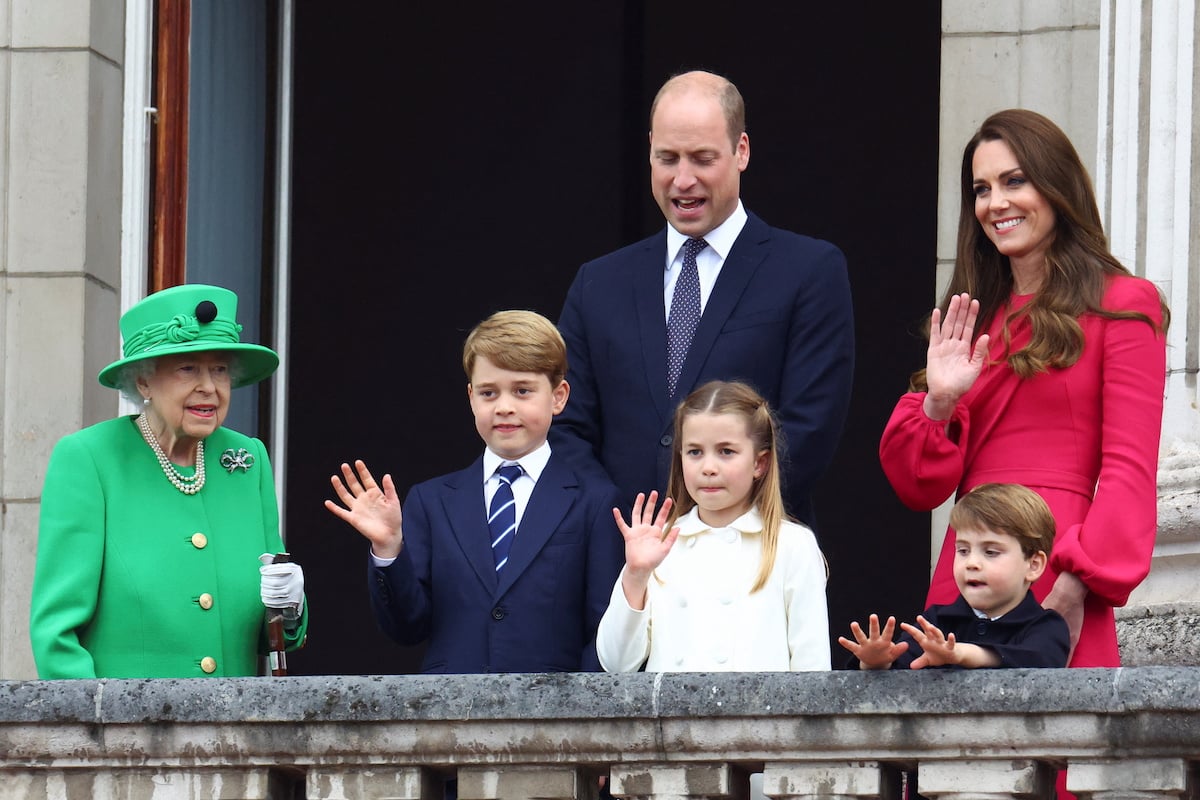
xmin=901 ymin=616 xmax=958 ymax=668
xmin=325 ymin=459 xmax=404 ymax=559
xmin=613 ymin=491 xmax=680 ymax=610
xmin=901 ymin=615 xmax=1000 ymax=669
xmin=838 ymin=614 xmax=909 ymax=670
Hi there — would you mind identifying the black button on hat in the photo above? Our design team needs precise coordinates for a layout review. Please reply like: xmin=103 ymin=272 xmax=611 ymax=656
xmin=195 ymin=300 xmax=218 ymax=323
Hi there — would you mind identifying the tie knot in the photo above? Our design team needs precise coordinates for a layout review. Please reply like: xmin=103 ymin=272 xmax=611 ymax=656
xmin=496 ymin=464 xmax=523 ymax=485
xmin=684 ymin=238 xmax=708 ymax=260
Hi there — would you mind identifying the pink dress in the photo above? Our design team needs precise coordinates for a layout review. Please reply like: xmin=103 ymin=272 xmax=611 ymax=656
xmin=880 ymin=275 xmax=1166 ymax=667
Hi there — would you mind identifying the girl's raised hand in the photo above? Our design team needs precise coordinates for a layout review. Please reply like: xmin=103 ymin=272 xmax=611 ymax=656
xmin=613 ymin=491 xmax=680 ymax=573
xmin=613 ymin=491 xmax=680 ymax=610
xmin=924 ymin=292 xmax=990 ymax=420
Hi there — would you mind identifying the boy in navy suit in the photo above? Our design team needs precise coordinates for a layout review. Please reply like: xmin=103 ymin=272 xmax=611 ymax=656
xmin=326 ymin=310 xmax=624 ymax=672
xmin=840 ymin=483 xmax=1069 ymax=670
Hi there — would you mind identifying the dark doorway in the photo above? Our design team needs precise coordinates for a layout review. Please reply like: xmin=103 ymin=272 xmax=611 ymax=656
xmin=286 ymin=4 xmax=941 ymax=675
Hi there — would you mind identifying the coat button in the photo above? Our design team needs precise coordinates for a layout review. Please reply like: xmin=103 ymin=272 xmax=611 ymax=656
xmin=198 ymin=593 xmax=214 ymax=610
xmin=659 ymin=434 xmax=673 ymax=447
xmin=200 ymin=657 xmax=217 ymax=674
xmin=491 ymin=607 xmax=505 ymax=620
xmin=191 ymin=532 xmax=208 ymax=549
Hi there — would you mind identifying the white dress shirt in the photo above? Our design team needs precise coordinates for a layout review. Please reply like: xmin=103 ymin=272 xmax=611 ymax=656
xmin=663 ymin=200 xmax=749 ymax=317
xmin=370 ymin=441 xmax=552 ymax=567
xmin=480 ymin=440 xmax=551 ymax=528
xmin=596 ymin=505 xmax=831 ymax=672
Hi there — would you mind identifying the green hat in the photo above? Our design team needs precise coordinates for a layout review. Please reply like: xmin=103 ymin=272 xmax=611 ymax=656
xmin=98 ymin=284 xmax=279 ymax=390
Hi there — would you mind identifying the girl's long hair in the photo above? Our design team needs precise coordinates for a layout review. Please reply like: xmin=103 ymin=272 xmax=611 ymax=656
xmin=665 ymin=380 xmax=788 ymax=593
xmin=911 ymin=109 xmax=1167 ymax=389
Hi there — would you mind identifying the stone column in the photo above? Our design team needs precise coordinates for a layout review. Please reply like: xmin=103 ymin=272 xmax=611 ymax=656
xmin=1100 ymin=0 xmax=1200 ymax=666
xmin=0 ymin=1 xmax=125 ymax=680
xmin=916 ymin=759 xmax=1056 ymax=800
xmin=610 ymin=763 xmax=749 ymax=800
xmin=0 ymin=768 xmax=295 ymax=800
xmin=760 ymin=761 xmax=900 ymax=800
xmin=306 ymin=767 xmax=444 ymax=800
xmin=458 ymin=766 xmax=600 ymax=800
xmin=1067 ymin=758 xmax=1194 ymax=799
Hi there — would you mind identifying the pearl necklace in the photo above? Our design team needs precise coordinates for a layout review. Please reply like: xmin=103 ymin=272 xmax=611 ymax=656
xmin=137 ymin=413 xmax=205 ymax=495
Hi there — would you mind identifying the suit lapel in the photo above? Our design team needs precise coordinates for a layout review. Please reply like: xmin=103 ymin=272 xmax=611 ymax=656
xmin=443 ymin=458 xmax=499 ymax=594
xmin=495 ymin=455 xmax=575 ymax=599
xmin=633 ymin=231 xmax=673 ymax=424
xmin=674 ymin=213 xmax=770 ymax=398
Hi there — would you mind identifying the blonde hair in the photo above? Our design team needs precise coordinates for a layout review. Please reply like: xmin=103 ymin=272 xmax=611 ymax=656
xmin=462 ymin=310 xmax=567 ymax=386
xmin=665 ymin=380 xmax=791 ymax=593
xmin=949 ymin=482 xmax=1055 ymax=558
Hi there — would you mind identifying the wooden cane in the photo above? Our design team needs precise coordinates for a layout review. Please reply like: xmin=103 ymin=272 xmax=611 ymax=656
xmin=266 ymin=552 xmax=290 ymax=677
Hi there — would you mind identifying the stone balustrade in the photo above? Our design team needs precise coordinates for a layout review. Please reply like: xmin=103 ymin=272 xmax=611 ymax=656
xmin=2 ymin=668 xmax=1198 ymax=799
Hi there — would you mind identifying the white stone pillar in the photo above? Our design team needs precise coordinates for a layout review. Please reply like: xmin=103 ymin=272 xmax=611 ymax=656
xmin=760 ymin=761 xmax=900 ymax=799
xmin=1098 ymin=0 xmax=1200 ymax=664
xmin=1067 ymin=758 xmax=1193 ymax=798
xmin=458 ymin=766 xmax=600 ymax=800
xmin=0 ymin=768 xmax=292 ymax=800
xmin=0 ymin=0 xmax=125 ymax=680
xmin=917 ymin=759 xmax=1056 ymax=800
xmin=306 ymin=767 xmax=444 ymax=800
xmin=610 ymin=763 xmax=747 ymax=800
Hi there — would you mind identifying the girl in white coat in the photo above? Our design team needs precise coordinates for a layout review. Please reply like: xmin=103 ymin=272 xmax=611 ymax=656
xmin=596 ymin=380 xmax=831 ymax=672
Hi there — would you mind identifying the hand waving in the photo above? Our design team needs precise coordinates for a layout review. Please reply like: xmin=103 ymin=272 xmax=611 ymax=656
xmin=325 ymin=460 xmax=404 ymax=559
xmin=613 ymin=491 xmax=680 ymax=610
xmin=924 ymin=292 xmax=991 ymax=420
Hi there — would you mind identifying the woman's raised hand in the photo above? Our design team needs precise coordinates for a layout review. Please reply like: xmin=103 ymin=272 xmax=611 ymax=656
xmin=924 ymin=292 xmax=991 ymax=420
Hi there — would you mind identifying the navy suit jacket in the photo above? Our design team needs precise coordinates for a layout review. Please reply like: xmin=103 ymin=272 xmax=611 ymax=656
xmin=892 ymin=592 xmax=1069 ymax=669
xmin=368 ymin=451 xmax=623 ymax=673
xmin=552 ymin=211 xmax=855 ymax=527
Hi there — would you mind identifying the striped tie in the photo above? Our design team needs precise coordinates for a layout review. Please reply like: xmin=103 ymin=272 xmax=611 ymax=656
xmin=488 ymin=464 xmax=523 ymax=573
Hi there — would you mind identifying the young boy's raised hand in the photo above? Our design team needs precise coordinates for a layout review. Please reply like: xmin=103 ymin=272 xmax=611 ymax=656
xmin=901 ymin=615 xmax=1000 ymax=669
xmin=325 ymin=459 xmax=404 ymax=559
xmin=838 ymin=614 xmax=910 ymax=670
xmin=613 ymin=490 xmax=680 ymax=611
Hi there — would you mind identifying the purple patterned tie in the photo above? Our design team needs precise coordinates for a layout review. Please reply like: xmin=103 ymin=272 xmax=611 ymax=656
xmin=666 ymin=238 xmax=708 ymax=397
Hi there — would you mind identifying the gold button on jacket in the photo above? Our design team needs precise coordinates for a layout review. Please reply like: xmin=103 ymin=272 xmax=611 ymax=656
xmin=200 ymin=656 xmax=217 ymax=674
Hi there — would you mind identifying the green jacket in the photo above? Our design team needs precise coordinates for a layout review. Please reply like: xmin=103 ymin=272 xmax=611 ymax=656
xmin=31 ymin=416 xmax=307 ymax=678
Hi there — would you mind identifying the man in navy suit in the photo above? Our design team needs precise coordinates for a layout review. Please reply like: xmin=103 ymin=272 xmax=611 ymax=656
xmin=552 ymin=70 xmax=855 ymax=529
xmin=326 ymin=311 xmax=623 ymax=672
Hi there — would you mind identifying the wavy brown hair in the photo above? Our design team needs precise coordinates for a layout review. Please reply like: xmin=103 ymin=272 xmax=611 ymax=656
xmin=911 ymin=109 xmax=1168 ymax=389
xmin=665 ymin=380 xmax=792 ymax=593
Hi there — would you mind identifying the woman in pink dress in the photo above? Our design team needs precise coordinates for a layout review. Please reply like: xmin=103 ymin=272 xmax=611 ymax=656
xmin=880 ymin=109 xmax=1169 ymax=668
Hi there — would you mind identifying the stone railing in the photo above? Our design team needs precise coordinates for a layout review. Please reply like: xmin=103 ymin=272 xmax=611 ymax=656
xmin=2 ymin=668 xmax=1199 ymax=799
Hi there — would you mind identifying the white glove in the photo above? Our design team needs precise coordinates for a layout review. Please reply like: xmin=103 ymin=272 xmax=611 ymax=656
xmin=259 ymin=553 xmax=305 ymax=614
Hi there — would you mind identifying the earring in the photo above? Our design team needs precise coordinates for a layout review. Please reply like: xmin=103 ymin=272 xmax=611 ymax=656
xmin=143 ymin=396 xmax=151 ymax=407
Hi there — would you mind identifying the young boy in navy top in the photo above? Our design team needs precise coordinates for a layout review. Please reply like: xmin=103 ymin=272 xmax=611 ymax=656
xmin=326 ymin=310 xmax=624 ymax=673
xmin=841 ymin=482 xmax=1069 ymax=670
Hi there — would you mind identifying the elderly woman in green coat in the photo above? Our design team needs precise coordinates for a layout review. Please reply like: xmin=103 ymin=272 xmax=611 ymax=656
xmin=30 ymin=284 xmax=308 ymax=679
